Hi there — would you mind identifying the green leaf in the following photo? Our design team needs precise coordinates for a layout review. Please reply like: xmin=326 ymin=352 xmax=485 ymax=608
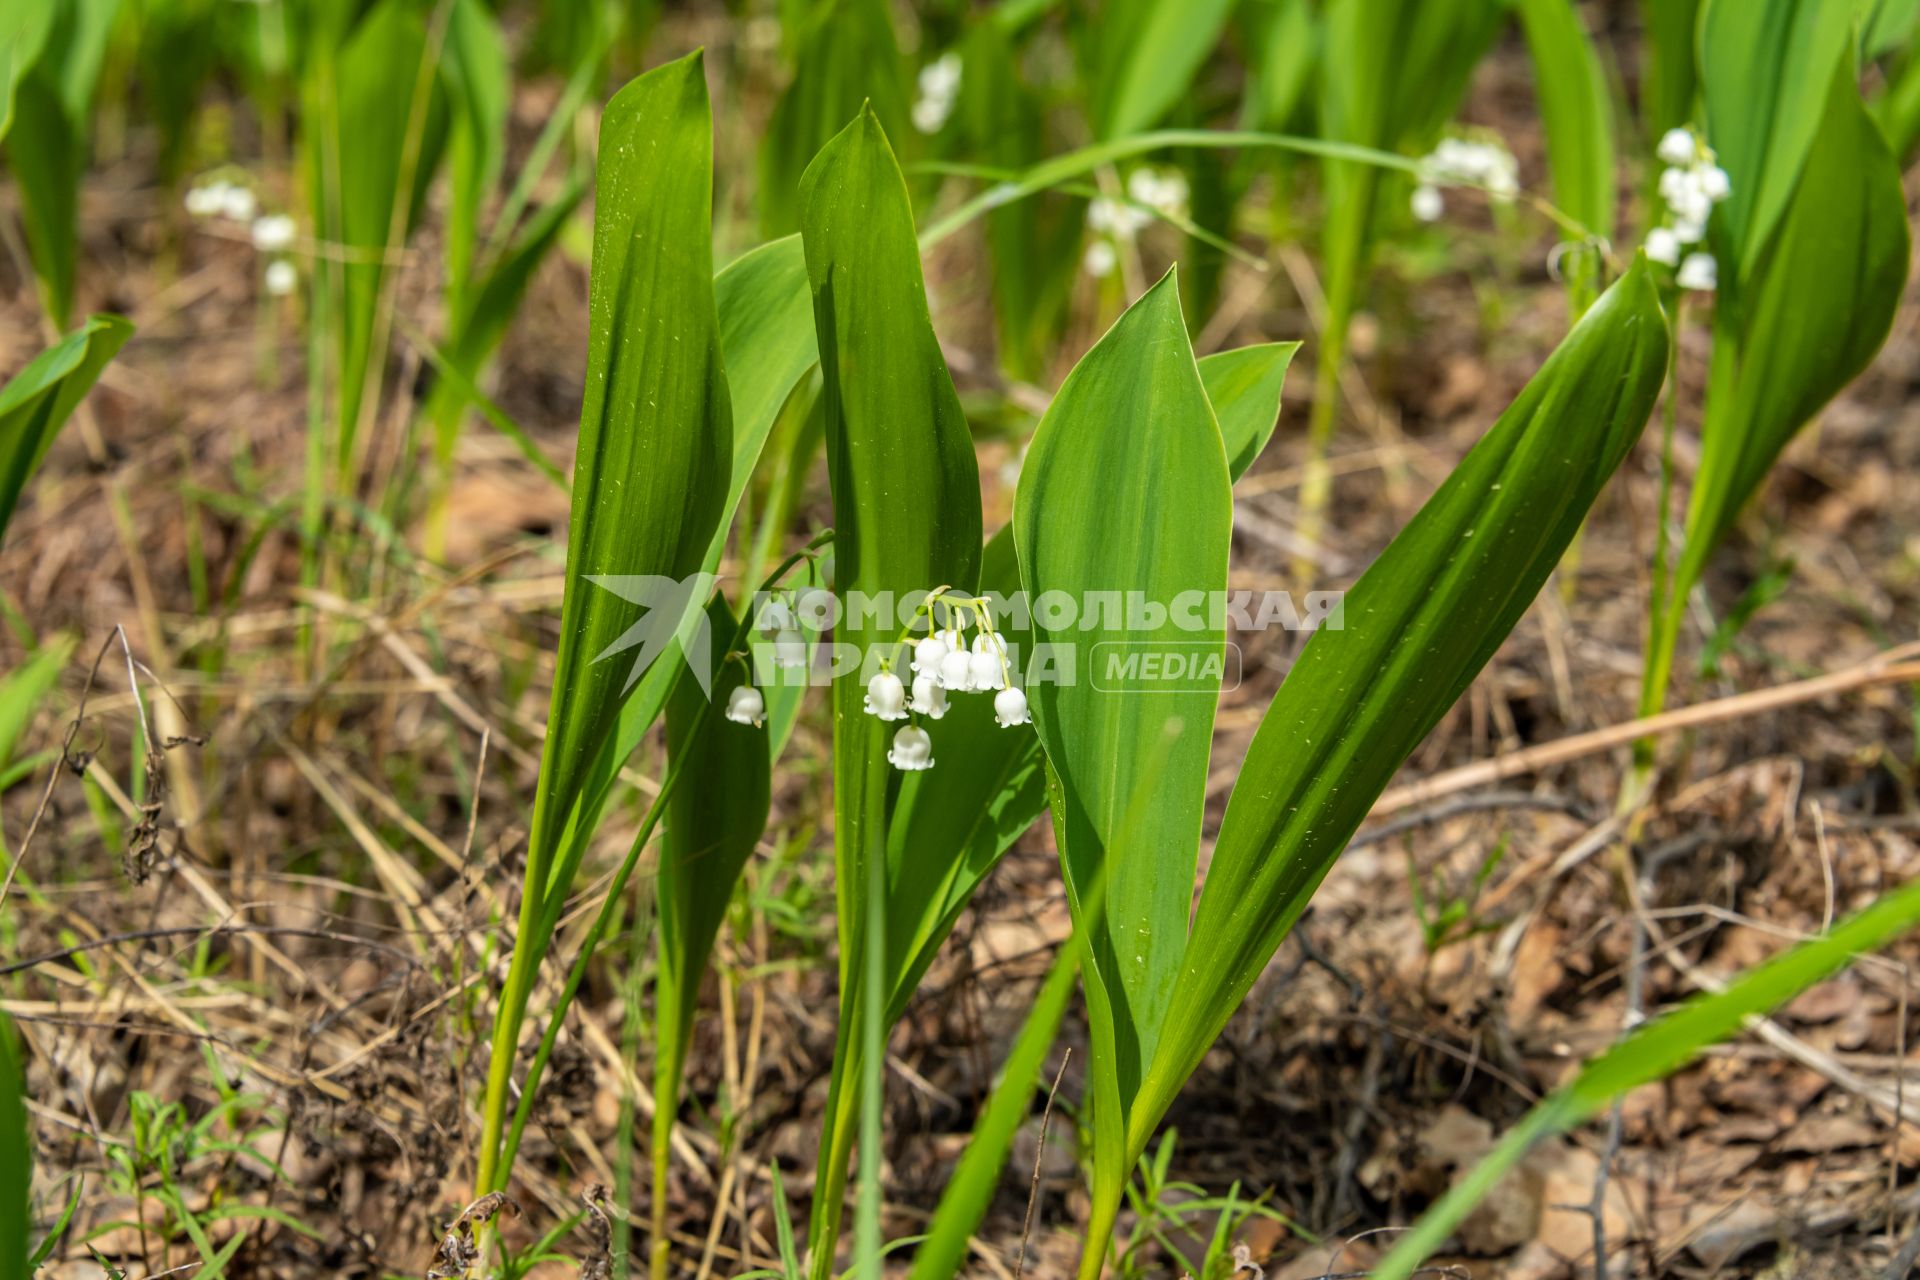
xmin=0 ymin=0 xmax=53 ymax=144
xmin=304 ymin=0 xmax=451 ymax=461
xmin=1695 ymin=61 xmax=1908 ymax=560
xmin=903 ymin=945 xmax=1079 ymax=1280
xmin=1241 ymin=0 xmax=1318 ymax=133
xmin=1651 ymin=39 xmax=1910 ymax=710
xmin=1375 ymin=863 xmax=1920 ymax=1278
xmin=799 ymin=104 xmax=982 ymax=1273
xmin=880 ymin=340 xmax=1296 ymax=1042
xmin=441 ymin=0 xmax=509 ymax=304
xmin=1084 ymin=0 xmax=1237 ymax=140
xmin=136 ymin=0 xmax=221 ymax=184
xmin=547 ymin=235 xmax=819 ymax=903
xmin=426 ymin=170 xmax=587 ymax=468
xmin=654 ymin=593 xmax=772 ymax=1214
xmin=478 ymin=49 xmax=734 ymax=1194
xmin=760 ymin=0 xmax=910 ymax=236
xmin=1313 ymin=0 xmax=1503 ymax=449
xmin=4 ymin=0 xmax=120 ymax=323
xmin=1135 ymin=260 xmax=1669 ymax=1191
xmin=958 ymin=20 xmax=1077 ymax=381
xmin=0 ymin=314 xmax=132 ymax=543
xmin=1700 ymin=0 xmax=1854 ymax=279
xmin=1014 ymin=268 xmax=1232 ymax=1258
xmin=1516 ymin=0 xmax=1616 ymax=251
xmin=0 ymin=638 xmax=72 ymax=777
xmin=1201 ymin=342 xmax=1299 ymax=478
xmin=1636 ymin=0 xmax=1701 ymax=143
xmin=1 ymin=1013 xmax=26 ymax=1277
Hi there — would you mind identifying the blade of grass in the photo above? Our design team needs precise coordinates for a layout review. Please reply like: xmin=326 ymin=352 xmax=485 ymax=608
xmin=1375 ymin=867 xmax=1920 ymax=1277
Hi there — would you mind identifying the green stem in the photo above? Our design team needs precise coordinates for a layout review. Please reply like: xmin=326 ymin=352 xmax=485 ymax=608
xmin=1632 ymin=294 xmax=1686 ymax=781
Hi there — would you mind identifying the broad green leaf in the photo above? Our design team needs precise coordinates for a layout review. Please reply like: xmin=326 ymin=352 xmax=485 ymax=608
xmin=1637 ymin=0 xmax=1700 ymax=143
xmin=1688 ymin=61 xmax=1908 ymax=567
xmin=1375 ymin=863 xmax=1920 ymax=1278
xmin=0 ymin=638 xmax=72 ymax=775
xmin=549 ymin=235 xmax=818 ymax=900
xmin=1 ymin=1013 xmax=26 ymax=1275
xmin=1241 ymin=0 xmax=1317 ymax=133
xmin=654 ymin=593 xmax=772 ymax=1224
xmin=136 ymin=0 xmax=220 ymax=184
xmin=1202 ymin=342 xmax=1299 ymax=478
xmin=959 ymin=20 xmax=1077 ymax=381
xmin=441 ymin=0 xmax=509 ymax=308
xmin=0 ymin=314 xmax=132 ymax=543
xmin=478 ymin=50 xmax=733 ymax=1193
xmin=1015 ymin=269 xmax=1231 ymax=1254
xmin=5 ymin=0 xmax=120 ymax=323
xmin=881 ymin=340 xmax=1297 ymax=1030
xmin=799 ymin=105 xmax=982 ymax=1274
xmin=1516 ymin=0 xmax=1615 ymax=252
xmin=1084 ymin=0 xmax=1236 ymax=140
xmin=1314 ymin=0 xmax=1502 ymax=447
xmin=1700 ymin=0 xmax=1853 ymax=279
xmin=1866 ymin=0 xmax=1920 ymax=55
xmin=304 ymin=0 xmax=451 ymax=464
xmin=760 ymin=0 xmax=910 ymax=236
xmin=0 ymin=0 xmax=52 ymax=143
xmin=1134 ymin=261 xmax=1669 ymax=1188
xmin=1648 ymin=38 xmax=1909 ymax=712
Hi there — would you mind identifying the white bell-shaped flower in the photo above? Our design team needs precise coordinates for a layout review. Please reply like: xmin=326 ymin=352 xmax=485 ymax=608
xmin=911 ymin=673 xmax=949 ymax=720
xmin=994 ymin=686 xmax=1031 ymax=728
xmin=912 ymin=633 xmax=950 ymax=675
xmin=1656 ymin=127 xmax=1697 ymax=167
xmin=938 ymin=647 xmax=974 ymax=691
xmin=1083 ymin=239 xmax=1117 ymax=278
xmin=264 ymin=259 xmax=298 ymax=296
xmin=968 ymin=649 xmax=1004 ymax=691
xmin=759 ymin=597 xmax=795 ymax=633
xmin=771 ymin=628 xmax=807 ymax=669
xmin=219 ymin=184 xmax=257 ymax=222
xmin=865 ymin=670 xmax=908 ymax=720
xmin=887 ymin=725 xmax=935 ymax=771
xmin=726 ymin=685 xmax=765 ymax=727
xmin=1410 ymin=184 xmax=1443 ymax=223
xmin=184 ymin=183 xmax=224 ymax=218
xmin=1644 ymin=227 xmax=1680 ymax=266
xmin=251 ymin=214 xmax=296 ymax=252
xmin=1698 ymin=164 xmax=1731 ymax=202
xmin=1676 ymin=252 xmax=1717 ymax=292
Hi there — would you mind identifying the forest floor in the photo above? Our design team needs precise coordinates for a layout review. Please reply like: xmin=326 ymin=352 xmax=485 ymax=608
xmin=4 ymin=19 xmax=1920 ymax=1280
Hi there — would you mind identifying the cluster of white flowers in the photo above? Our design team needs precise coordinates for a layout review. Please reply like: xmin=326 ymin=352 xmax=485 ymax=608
xmin=912 ymin=52 xmax=962 ymax=134
xmin=875 ymin=597 xmax=1030 ymax=770
xmin=1083 ymin=168 xmax=1189 ymax=277
xmin=722 ymin=589 xmax=1034 ymax=770
xmin=184 ymin=177 xmax=256 ymax=222
xmin=187 ymin=177 xmax=300 ymax=297
xmin=1409 ymin=134 xmax=1519 ymax=223
xmin=1644 ymin=127 xmax=1728 ymax=292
